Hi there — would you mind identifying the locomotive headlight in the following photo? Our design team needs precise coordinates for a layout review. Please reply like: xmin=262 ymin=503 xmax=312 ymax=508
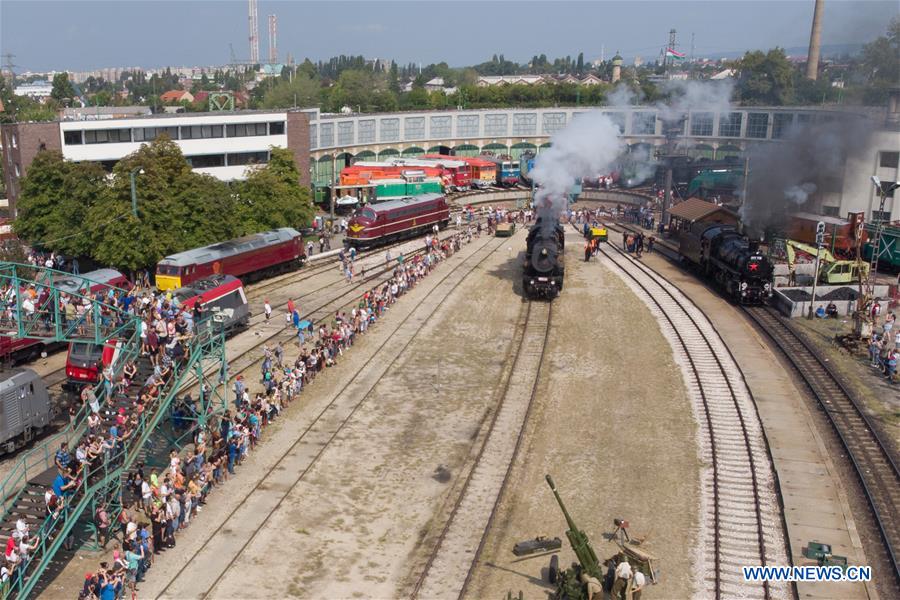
xmin=530 ymin=280 xmax=535 ymax=285
xmin=740 ymin=282 xmax=748 ymax=290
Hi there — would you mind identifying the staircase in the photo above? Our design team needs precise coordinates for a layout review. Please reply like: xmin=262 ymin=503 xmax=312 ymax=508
xmin=0 ymin=321 xmax=226 ymax=599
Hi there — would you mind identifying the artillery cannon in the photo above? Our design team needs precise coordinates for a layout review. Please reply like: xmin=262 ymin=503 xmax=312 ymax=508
xmin=545 ymin=474 xmax=604 ymax=600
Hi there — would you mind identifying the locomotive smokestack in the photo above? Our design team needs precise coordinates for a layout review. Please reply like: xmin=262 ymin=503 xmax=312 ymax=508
xmin=805 ymin=0 xmax=824 ymax=80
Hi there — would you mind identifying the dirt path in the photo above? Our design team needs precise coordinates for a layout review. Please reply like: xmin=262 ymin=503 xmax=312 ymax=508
xmin=466 ymin=232 xmax=699 ymax=600
xmin=191 ymin=232 xmax=525 ymax=599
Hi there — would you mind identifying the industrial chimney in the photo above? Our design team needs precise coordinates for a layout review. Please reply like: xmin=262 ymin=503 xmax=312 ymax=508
xmin=805 ymin=0 xmax=824 ymax=80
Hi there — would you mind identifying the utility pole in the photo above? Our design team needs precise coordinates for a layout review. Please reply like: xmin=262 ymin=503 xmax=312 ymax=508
xmin=331 ymin=152 xmax=337 ymax=228
xmin=689 ymin=33 xmax=696 ymax=79
xmin=808 ymin=221 xmax=825 ymax=319
xmin=865 ymin=177 xmax=900 ymax=303
xmin=129 ymin=167 xmax=144 ymax=217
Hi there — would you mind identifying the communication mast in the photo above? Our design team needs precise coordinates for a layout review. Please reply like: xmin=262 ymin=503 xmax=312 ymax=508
xmin=268 ymin=14 xmax=277 ymax=64
xmin=1 ymin=53 xmax=16 ymax=84
xmin=664 ymin=28 xmax=677 ymax=74
xmin=248 ymin=0 xmax=259 ymax=64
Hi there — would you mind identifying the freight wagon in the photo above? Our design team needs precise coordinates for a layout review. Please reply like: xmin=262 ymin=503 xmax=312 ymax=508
xmin=863 ymin=221 xmax=900 ymax=272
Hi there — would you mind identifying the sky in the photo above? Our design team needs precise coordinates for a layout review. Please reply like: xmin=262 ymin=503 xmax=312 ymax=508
xmin=1 ymin=0 xmax=898 ymax=73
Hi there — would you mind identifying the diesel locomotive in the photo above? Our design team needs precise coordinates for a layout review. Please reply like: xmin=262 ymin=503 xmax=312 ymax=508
xmin=0 ymin=368 xmax=53 ymax=454
xmin=523 ymin=219 xmax=565 ymax=299
xmin=678 ymin=222 xmax=774 ymax=304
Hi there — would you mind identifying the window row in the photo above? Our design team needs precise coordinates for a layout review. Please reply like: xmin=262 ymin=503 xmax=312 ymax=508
xmin=64 ymin=121 xmax=287 ymax=145
xmin=186 ymin=151 xmax=270 ymax=168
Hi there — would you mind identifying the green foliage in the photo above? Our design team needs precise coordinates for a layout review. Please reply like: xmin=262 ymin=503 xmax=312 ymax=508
xmin=328 ymin=69 xmax=386 ymax=112
xmin=50 ymin=72 xmax=77 ymax=103
xmin=0 ymin=76 xmax=57 ymax=123
xmin=258 ymin=72 xmax=320 ymax=109
xmin=860 ymin=16 xmax=900 ymax=104
xmin=14 ymin=151 xmax=109 ymax=256
xmin=12 ymin=139 xmax=312 ymax=272
xmin=733 ymin=48 xmax=794 ymax=105
xmin=234 ymin=147 xmax=314 ymax=234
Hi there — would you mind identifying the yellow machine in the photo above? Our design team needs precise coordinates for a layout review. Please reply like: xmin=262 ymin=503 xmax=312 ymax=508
xmin=589 ymin=227 xmax=608 ymax=243
xmin=496 ymin=222 xmax=516 ymax=237
xmin=785 ymin=240 xmax=869 ymax=285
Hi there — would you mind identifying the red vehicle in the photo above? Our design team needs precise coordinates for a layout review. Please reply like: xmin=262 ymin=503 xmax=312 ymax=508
xmin=345 ymin=193 xmax=450 ymax=247
xmin=0 ymin=337 xmax=47 ymax=364
xmin=341 ymin=163 xmax=444 ymax=186
xmin=155 ymin=228 xmax=305 ymax=291
xmin=454 ymin=157 xmax=497 ymax=189
xmin=0 ymin=269 xmax=132 ymax=365
xmin=172 ymin=274 xmax=250 ymax=332
xmin=416 ymin=156 xmax=473 ymax=191
xmin=788 ymin=212 xmax=867 ymax=258
xmin=52 ymin=268 xmax=132 ymax=295
xmin=64 ymin=338 xmax=123 ymax=390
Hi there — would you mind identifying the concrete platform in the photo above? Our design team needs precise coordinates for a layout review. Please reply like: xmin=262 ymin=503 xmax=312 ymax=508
xmin=605 ymin=227 xmax=875 ymax=600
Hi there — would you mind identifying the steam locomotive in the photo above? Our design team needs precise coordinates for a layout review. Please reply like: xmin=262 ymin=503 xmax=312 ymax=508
xmin=523 ymin=219 xmax=565 ymax=299
xmin=678 ymin=222 xmax=774 ymax=304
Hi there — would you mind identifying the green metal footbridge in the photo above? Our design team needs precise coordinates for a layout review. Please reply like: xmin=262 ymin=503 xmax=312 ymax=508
xmin=0 ymin=263 xmax=228 ymax=598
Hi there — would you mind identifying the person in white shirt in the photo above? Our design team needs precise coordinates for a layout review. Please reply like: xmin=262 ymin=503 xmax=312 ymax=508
xmin=612 ymin=556 xmax=633 ymax=599
xmin=632 ymin=570 xmax=646 ymax=600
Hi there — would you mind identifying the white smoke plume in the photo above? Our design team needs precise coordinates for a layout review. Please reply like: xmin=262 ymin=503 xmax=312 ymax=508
xmin=530 ymin=111 xmax=624 ymax=225
xmin=658 ymin=79 xmax=736 ymax=123
xmin=784 ymin=183 xmax=818 ymax=204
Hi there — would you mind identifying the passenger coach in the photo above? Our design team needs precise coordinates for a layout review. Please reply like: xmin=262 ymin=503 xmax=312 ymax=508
xmin=345 ymin=193 xmax=450 ymax=247
xmin=155 ymin=228 xmax=305 ymax=291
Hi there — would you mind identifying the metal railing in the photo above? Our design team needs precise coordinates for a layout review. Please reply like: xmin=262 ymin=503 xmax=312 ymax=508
xmin=0 ymin=263 xmax=137 ymax=344
xmin=3 ymin=319 xmax=226 ymax=599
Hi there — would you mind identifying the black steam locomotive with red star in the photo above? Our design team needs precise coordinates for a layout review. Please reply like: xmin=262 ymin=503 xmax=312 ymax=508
xmin=678 ymin=222 xmax=774 ymax=304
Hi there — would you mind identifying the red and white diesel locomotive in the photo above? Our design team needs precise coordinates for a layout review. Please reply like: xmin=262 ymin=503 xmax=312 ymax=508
xmin=345 ymin=193 xmax=450 ymax=247
xmin=155 ymin=228 xmax=305 ymax=291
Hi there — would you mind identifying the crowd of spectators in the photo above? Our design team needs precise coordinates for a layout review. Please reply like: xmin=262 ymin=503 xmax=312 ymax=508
xmin=71 ymin=229 xmax=480 ymax=598
xmin=868 ymin=305 xmax=898 ymax=383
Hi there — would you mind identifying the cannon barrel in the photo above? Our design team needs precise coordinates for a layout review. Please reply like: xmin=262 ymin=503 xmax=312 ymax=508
xmin=546 ymin=474 xmax=579 ymax=534
xmin=545 ymin=474 xmax=602 ymax=578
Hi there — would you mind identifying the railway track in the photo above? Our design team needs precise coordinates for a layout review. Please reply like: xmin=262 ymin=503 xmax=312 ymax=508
xmin=743 ymin=305 xmax=900 ymax=590
xmin=599 ymin=242 xmax=792 ymax=600
xmin=413 ymin=300 xmax=552 ymax=599
xmin=152 ymin=233 xmax=507 ymax=599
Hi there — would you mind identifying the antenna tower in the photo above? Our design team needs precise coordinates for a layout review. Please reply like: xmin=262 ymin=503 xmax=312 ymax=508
xmin=1 ymin=53 xmax=16 ymax=83
xmin=248 ymin=0 xmax=260 ymax=64
xmin=665 ymin=28 xmax=677 ymax=74
xmin=268 ymin=14 xmax=277 ymax=64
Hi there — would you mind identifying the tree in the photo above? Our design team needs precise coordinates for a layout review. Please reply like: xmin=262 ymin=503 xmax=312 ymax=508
xmin=50 ymin=72 xmax=77 ymax=103
xmin=733 ymin=48 xmax=794 ymax=105
xmin=88 ymin=137 xmax=234 ymax=272
xmin=14 ymin=151 xmax=109 ymax=257
xmin=259 ymin=72 xmax=320 ymax=109
xmin=860 ymin=16 xmax=900 ymax=104
xmin=235 ymin=147 xmax=314 ymax=234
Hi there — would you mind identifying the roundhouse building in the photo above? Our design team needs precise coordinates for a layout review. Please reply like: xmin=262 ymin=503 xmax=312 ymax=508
xmin=2 ymin=100 xmax=898 ymax=222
